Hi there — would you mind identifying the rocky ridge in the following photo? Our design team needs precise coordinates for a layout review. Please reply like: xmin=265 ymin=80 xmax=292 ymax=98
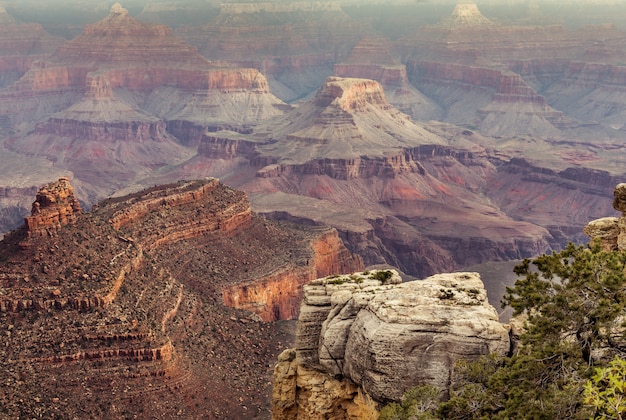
xmin=0 ymin=177 xmax=362 ymax=418
xmin=272 ymin=270 xmax=510 ymax=419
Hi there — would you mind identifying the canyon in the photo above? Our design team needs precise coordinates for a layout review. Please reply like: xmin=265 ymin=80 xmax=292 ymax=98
xmin=0 ymin=0 xmax=626 ymax=418
xmin=0 ymin=177 xmax=361 ymax=418
xmin=0 ymin=1 xmax=623 ymax=280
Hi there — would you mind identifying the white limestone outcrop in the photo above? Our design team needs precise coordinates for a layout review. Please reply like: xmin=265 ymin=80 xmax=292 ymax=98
xmin=272 ymin=270 xmax=511 ymax=418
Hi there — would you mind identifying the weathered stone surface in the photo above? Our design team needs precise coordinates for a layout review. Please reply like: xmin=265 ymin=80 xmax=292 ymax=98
xmin=272 ymin=349 xmax=379 ymax=420
xmin=585 ymin=184 xmax=626 ymax=251
xmin=584 ymin=217 xmax=620 ymax=251
xmin=281 ymin=270 xmax=510 ymax=408
xmin=613 ymin=183 xmax=626 ymax=213
xmin=24 ymin=177 xmax=81 ymax=238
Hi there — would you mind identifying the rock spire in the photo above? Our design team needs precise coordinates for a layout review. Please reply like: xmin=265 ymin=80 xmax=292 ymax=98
xmin=24 ymin=177 xmax=81 ymax=238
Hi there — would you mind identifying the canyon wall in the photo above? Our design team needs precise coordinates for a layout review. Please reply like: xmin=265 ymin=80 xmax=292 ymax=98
xmin=222 ymin=228 xmax=363 ymax=321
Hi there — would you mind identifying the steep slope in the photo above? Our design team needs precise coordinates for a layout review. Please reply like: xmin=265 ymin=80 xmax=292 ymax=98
xmin=0 ymin=177 xmax=361 ymax=418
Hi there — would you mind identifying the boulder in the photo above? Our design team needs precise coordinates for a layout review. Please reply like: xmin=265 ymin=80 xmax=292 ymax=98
xmin=584 ymin=217 xmax=620 ymax=251
xmin=280 ymin=270 xmax=510 ymax=410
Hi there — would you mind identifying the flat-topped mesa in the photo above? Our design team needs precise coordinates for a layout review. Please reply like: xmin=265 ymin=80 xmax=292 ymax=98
xmin=314 ymin=77 xmax=389 ymax=112
xmin=24 ymin=178 xmax=81 ymax=237
xmin=585 ymin=183 xmax=626 ymax=251
xmin=219 ymin=1 xmax=342 ymax=14
xmin=439 ymin=0 xmax=496 ymax=29
xmin=272 ymin=271 xmax=510 ymax=418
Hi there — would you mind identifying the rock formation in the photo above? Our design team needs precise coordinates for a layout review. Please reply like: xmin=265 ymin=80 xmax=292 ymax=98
xmin=0 ymin=2 xmax=286 ymax=211
xmin=23 ymin=177 xmax=81 ymax=238
xmin=206 ymin=77 xmax=553 ymax=277
xmin=584 ymin=183 xmax=626 ymax=251
xmin=333 ymin=37 xmax=442 ymax=121
xmin=175 ymin=1 xmax=368 ymax=102
xmin=438 ymin=0 xmax=496 ymax=29
xmin=272 ymin=270 xmax=510 ymax=418
xmin=0 ymin=7 xmax=64 ymax=88
xmin=1 ymin=0 xmax=625 ymax=312
xmin=0 ymin=177 xmax=362 ymax=418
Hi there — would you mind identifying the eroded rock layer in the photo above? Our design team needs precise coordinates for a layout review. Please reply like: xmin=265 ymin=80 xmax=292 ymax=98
xmin=24 ymin=177 xmax=81 ymax=238
xmin=0 ymin=177 xmax=361 ymax=418
xmin=0 ymin=2 xmax=286 ymax=209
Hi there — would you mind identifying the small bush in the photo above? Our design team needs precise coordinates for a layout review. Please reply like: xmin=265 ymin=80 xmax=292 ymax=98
xmin=370 ymin=270 xmax=393 ymax=283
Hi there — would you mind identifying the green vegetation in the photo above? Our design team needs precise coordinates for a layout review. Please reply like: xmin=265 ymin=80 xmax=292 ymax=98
xmin=379 ymin=241 xmax=626 ymax=419
xmin=378 ymin=385 xmax=440 ymax=420
xmin=584 ymin=356 xmax=626 ymax=419
xmin=370 ymin=270 xmax=394 ymax=283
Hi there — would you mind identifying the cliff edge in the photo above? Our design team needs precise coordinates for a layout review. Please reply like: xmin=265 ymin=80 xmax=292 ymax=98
xmin=272 ymin=270 xmax=510 ymax=419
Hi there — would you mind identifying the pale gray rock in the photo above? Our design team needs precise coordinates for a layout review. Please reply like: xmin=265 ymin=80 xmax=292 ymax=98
xmin=584 ymin=217 xmax=619 ymax=251
xmin=613 ymin=183 xmax=626 ymax=213
xmin=295 ymin=270 xmax=510 ymax=402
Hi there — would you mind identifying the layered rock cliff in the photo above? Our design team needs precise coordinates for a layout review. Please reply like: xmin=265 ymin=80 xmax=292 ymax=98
xmin=175 ymin=1 xmax=368 ymax=102
xmin=215 ymin=77 xmax=554 ymax=277
xmin=0 ymin=177 xmax=362 ymax=418
xmin=333 ymin=38 xmax=442 ymax=121
xmin=23 ymin=177 xmax=81 ymax=238
xmin=272 ymin=270 xmax=510 ymax=419
xmin=405 ymin=60 xmax=572 ymax=137
xmin=0 ymin=7 xmax=64 ymax=88
xmin=0 ymin=3 xmax=287 ymax=214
